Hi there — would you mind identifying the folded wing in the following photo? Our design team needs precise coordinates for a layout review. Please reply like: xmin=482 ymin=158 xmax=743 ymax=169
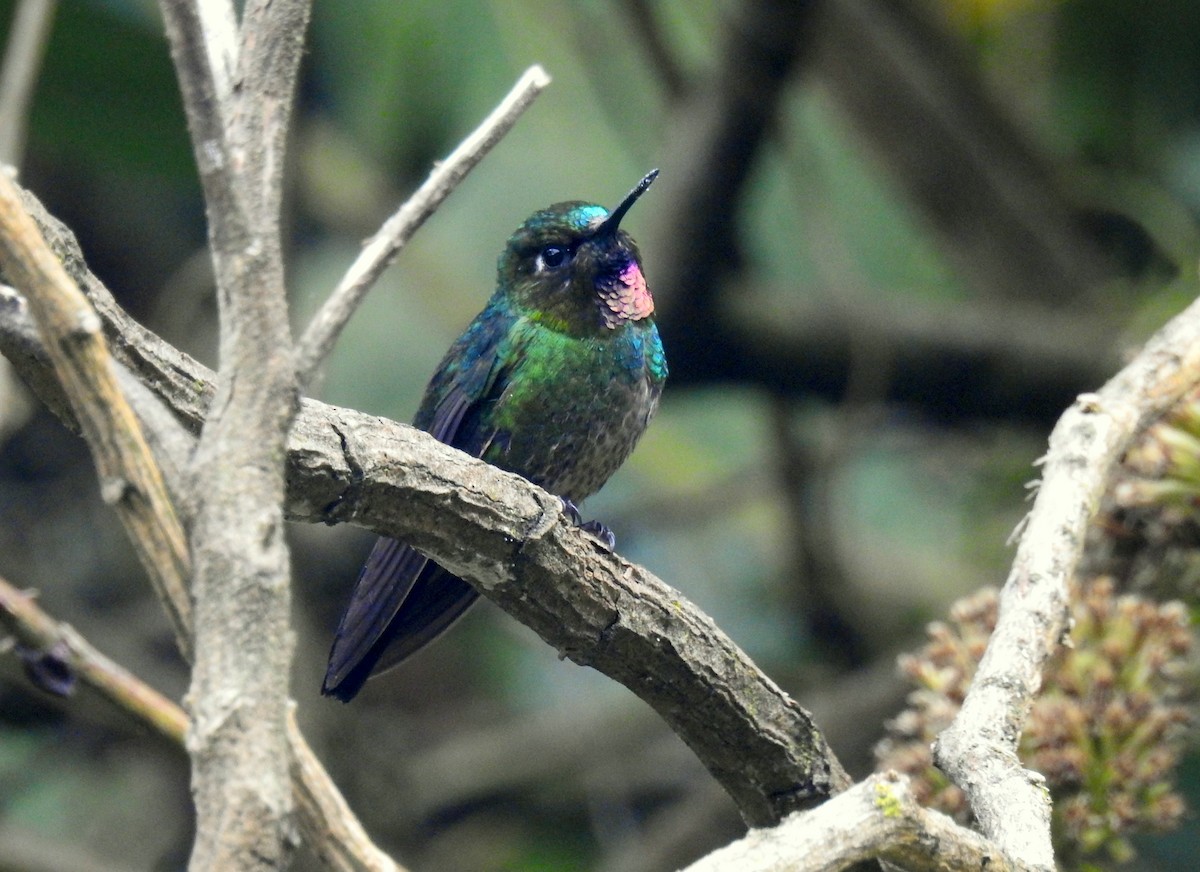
xmin=322 ymin=306 xmax=517 ymax=701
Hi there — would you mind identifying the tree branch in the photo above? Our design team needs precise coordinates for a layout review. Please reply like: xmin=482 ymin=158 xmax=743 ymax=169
xmin=0 ymin=575 xmax=188 ymax=741
xmin=158 ymin=1 xmax=311 ymax=867
xmin=680 ymin=772 xmax=1028 ymax=872
xmin=934 ymin=285 xmax=1200 ymax=867
xmin=295 ymin=64 xmax=552 ymax=387
xmin=295 ymin=397 xmax=856 ymax=827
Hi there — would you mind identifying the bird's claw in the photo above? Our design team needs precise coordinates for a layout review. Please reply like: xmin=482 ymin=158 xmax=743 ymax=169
xmin=560 ymin=497 xmax=584 ymax=527
xmin=560 ymin=497 xmax=617 ymax=551
xmin=581 ymin=520 xmax=617 ymax=550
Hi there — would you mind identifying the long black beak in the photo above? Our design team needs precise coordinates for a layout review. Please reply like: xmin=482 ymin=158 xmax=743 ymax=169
xmin=595 ymin=169 xmax=659 ymax=237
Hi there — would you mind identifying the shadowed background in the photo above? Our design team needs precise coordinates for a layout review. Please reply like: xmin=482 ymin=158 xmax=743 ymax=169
xmin=0 ymin=0 xmax=1197 ymax=869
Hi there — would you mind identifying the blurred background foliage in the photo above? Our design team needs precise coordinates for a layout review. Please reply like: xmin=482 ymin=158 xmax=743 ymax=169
xmin=0 ymin=0 xmax=1198 ymax=869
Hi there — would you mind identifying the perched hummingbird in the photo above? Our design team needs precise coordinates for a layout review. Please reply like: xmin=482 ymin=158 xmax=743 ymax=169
xmin=323 ymin=171 xmax=667 ymax=702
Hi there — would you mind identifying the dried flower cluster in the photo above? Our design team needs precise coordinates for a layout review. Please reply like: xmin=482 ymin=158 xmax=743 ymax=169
xmin=1095 ymin=388 xmax=1200 ymax=600
xmin=876 ymin=579 xmax=1192 ymax=864
xmin=1117 ymin=387 xmax=1200 ymax=510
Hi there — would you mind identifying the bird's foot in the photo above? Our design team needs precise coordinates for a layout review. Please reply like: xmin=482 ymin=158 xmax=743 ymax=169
xmin=581 ymin=520 xmax=617 ymax=550
xmin=560 ymin=497 xmax=617 ymax=551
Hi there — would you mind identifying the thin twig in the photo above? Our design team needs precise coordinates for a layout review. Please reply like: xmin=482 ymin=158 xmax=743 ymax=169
xmin=197 ymin=0 xmax=237 ymax=106
xmin=0 ymin=575 xmax=188 ymax=741
xmin=294 ymin=64 xmax=552 ymax=387
xmin=0 ymin=0 xmax=57 ymax=167
xmin=159 ymin=1 xmax=238 ymax=209
xmin=236 ymin=0 xmax=310 ymax=217
xmin=0 ymin=573 xmax=404 ymax=872
xmin=934 ymin=291 xmax=1200 ymax=869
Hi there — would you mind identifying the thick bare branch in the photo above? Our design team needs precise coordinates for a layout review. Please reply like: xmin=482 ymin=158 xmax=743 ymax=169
xmin=934 ymin=290 xmax=1200 ymax=867
xmin=159 ymin=1 xmax=311 ymax=867
xmin=295 ymin=64 xmax=552 ymax=386
xmin=302 ymin=411 xmax=851 ymax=826
xmin=237 ymin=0 xmax=311 ymax=219
xmin=681 ymin=772 xmax=1027 ymax=872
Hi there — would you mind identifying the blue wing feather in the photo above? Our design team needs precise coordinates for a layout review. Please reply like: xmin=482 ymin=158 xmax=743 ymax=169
xmin=322 ymin=302 xmax=518 ymax=701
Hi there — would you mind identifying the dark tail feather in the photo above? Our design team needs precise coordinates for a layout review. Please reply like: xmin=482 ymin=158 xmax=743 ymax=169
xmin=323 ymin=537 xmax=427 ymax=696
xmin=322 ymin=653 xmax=376 ymax=703
xmin=323 ymin=539 xmax=480 ymax=702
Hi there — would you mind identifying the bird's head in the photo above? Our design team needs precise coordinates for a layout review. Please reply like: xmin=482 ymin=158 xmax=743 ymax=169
xmin=498 ymin=170 xmax=658 ymax=337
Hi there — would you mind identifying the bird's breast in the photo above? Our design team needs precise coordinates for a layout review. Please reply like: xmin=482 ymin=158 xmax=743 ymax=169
xmin=485 ymin=322 xmax=665 ymax=501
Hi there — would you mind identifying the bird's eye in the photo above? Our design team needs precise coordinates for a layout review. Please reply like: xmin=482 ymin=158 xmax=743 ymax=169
xmin=537 ymin=245 xmax=571 ymax=271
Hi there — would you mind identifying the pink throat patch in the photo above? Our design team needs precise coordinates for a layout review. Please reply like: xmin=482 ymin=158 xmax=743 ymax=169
xmin=599 ymin=262 xmax=654 ymax=328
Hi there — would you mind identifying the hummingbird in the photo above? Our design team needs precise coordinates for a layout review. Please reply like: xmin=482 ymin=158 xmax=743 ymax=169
xmin=323 ymin=170 xmax=667 ymax=702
